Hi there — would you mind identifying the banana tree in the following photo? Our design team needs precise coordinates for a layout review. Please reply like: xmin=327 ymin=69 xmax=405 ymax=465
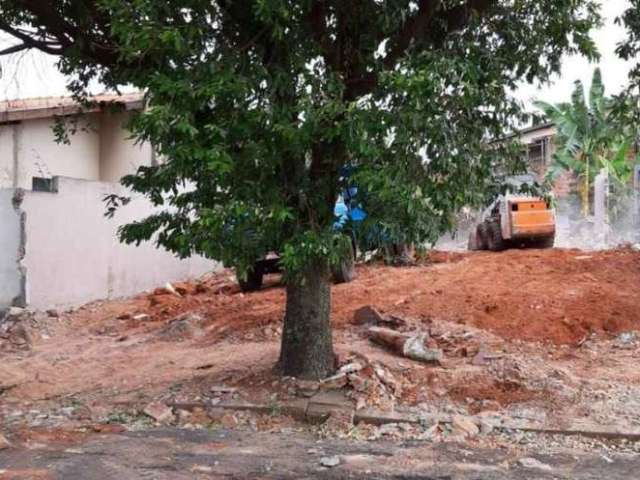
xmin=535 ymin=68 xmax=635 ymax=217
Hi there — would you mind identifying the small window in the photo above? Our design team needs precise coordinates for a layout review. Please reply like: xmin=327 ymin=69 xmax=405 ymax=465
xmin=32 ymin=177 xmax=57 ymax=193
xmin=511 ymin=203 xmax=518 ymax=211
xmin=527 ymin=139 xmax=546 ymax=169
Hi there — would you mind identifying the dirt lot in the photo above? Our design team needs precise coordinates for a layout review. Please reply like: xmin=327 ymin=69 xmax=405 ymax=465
xmin=1 ymin=247 xmax=640 ymax=476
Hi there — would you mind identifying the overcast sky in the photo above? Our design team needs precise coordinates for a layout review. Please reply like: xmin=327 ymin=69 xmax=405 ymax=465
xmin=0 ymin=0 xmax=635 ymax=113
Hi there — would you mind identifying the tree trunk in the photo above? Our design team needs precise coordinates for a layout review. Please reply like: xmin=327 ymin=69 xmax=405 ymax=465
xmin=278 ymin=258 xmax=335 ymax=379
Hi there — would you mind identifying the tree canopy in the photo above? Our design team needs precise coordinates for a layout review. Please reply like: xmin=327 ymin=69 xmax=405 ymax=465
xmin=0 ymin=0 xmax=601 ymax=378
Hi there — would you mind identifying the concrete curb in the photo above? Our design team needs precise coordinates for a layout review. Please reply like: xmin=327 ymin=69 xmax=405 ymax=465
xmin=169 ymin=400 xmax=640 ymax=442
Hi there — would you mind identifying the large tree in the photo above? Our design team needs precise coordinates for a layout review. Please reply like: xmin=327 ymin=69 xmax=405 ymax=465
xmin=0 ymin=0 xmax=599 ymax=379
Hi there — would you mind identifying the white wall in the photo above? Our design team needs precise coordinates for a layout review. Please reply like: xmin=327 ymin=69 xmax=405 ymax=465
xmin=99 ymin=111 xmax=152 ymax=182
xmin=0 ymin=189 xmax=23 ymax=307
xmin=0 ymin=111 xmax=152 ymax=189
xmin=13 ymin=116 xmax=101 ymax=189
xmin=20 ymin=177 xmax=216 ymax=309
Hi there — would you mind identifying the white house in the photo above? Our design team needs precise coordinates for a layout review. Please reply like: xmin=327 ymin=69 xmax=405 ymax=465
xmin=0 ymin=94 xmax=215 ymax=310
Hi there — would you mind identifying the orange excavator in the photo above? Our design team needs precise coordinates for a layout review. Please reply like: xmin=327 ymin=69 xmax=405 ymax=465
xmin=468 ymin=194 xmax=556 ymax=251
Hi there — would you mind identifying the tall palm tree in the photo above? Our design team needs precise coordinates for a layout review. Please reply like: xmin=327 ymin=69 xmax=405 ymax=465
xmin=535 ymin=68 xmax=634 ymax=217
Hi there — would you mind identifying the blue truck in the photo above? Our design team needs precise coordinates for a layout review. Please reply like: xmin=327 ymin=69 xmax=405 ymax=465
xmin=237 ymin=182 xmax=366 ymax=292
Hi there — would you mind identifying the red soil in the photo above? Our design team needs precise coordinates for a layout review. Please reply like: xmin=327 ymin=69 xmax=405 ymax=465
xmin=140 ymin=247 xmax=639 ymax=346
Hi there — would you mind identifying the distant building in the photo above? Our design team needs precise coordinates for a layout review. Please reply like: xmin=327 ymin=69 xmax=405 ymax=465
xmin=517 ymin=122 xmax=556 ymax=177
xmin=0 ymin=94 xmax=215 ymax=310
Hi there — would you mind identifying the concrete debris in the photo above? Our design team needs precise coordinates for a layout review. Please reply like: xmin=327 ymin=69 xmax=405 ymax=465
xmin=368 ymin=327 xmax=442 ymax=364
xmin=156 ymin=313 xmax=206 ymax=340
xmin=164 ymin=282 xmax=182 ymax=297
xmin=0 ymin=309 xmax=34 ymax=350
xmin=517 ymin=457 xmax=553 ymax=471
xmin=190 ymin=465 xmax=214 ymax=473
xmin=402 ymin=333 xmax=443 ymax=363
xmin=615 ymin=332 xmax=637 ymax=346
xmin=132 ymin=314 xmax=150 ymax=322
xmin=46 ymin=309 xmax=59 ymax=318
xmin=471 ymin=349 xmax=503 ymax=366
xmin=0 ymin=434 xmax=11 ymax=450
xmin=177 ymin=409 xmax=192 ymax=421
xmin=354 ymin=396 xmax=368 ymax=411
xmin=220 ymin=413 xmax=239 ymax=428
xmin=319 ymin=372 xmax=349 ymax=390
xmin=295 ymin=379 xmax=320 ymax=397
xmin=338 ymin=362 xmax=363 ymax=374
xmin=143 ymin=401 xmax=175 ymax=423
xmin=5 ymin=306 xmax=26 ymax=318
xmin=479 ymin=419 xmax=495 ymax=436
xmin=373 ymin=365 xmax=400 ymax=393
xmin=321 ymin=409 xmax=355 ymax=435
xmin=379 ymin=423 xmax=400 ymax=436
xmin=320 ymin=456 xmax=341 ymax=468
xmin=451 ymin=415 xmax=480 ymax=438
xmin=347 ymin=374 xmax=368 ymax=392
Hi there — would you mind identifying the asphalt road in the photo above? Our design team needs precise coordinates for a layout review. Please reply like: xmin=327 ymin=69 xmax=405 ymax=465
xmin=1 ymin=427 xmax=638 ymax=479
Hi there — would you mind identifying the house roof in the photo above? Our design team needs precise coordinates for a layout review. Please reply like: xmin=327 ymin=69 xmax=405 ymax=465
xmin=0 ymin=92 xmax=144 ymax=124
xmin=499 ymin=121 xmax=556 ymax=141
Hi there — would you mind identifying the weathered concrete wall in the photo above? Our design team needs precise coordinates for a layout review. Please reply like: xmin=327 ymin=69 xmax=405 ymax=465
xmin=99 ymin=111 xmax=153 ymax=182
xmin=0 ymin=189 xmax=24 ymax=307
xmin=0 ymin=116 xmax=101 ymax=189
xmin=16 ymin=116 xmax=101 ymax=189
xmin=19 ymin=177 xmax=216 ymax=309
xmin=1 ymin=112 xmax=152 ymax=189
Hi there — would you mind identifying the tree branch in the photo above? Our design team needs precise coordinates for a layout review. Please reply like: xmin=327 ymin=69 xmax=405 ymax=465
xmin=308 ymin=0 xmax=339 ymax=70
xmin=0 ymin=21 xmax=65 ymax=55
xmin=0 ymin=42 xmax=30 ymax=56
xmin=383 ymin=0 xmax=442 ymax=70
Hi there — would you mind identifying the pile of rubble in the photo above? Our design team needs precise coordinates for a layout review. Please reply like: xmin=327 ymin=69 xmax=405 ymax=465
xmin=0 ymin=307 xmax=36 ymax=351
xmin=312 ymin=356 xmax=402 ymax=411
xmin=0 ymin=306 xmax=61 ymax=352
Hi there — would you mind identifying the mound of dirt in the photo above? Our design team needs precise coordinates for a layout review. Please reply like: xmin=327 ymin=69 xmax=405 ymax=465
xmin=161 ymin=247 xmax=638 ymax=345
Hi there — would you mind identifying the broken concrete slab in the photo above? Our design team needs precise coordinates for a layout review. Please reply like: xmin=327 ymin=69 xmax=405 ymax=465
xmin=279 ymin=398 xmax=309 ymax=421
xmin=451 ymin=415 xmax=480 ymax=438
xmin=353 ymin=409 xmax=420 ymax=426
xmin=517 ymin=457 xmax=554 ymax=471
xmin=143 ymin=401 xmax=174 ymax=423
xmin=309 ymin=390 xmax=353 ymax=408
xmin=0 ymin=434 xmax=12 ymax=450
xmin=320 ymin=456 xmax=341 ymax=468
xmin=294 ymin=379 xmax=319 ymax=397
xmin=210 ymin=400 xmax=273 ymax=414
